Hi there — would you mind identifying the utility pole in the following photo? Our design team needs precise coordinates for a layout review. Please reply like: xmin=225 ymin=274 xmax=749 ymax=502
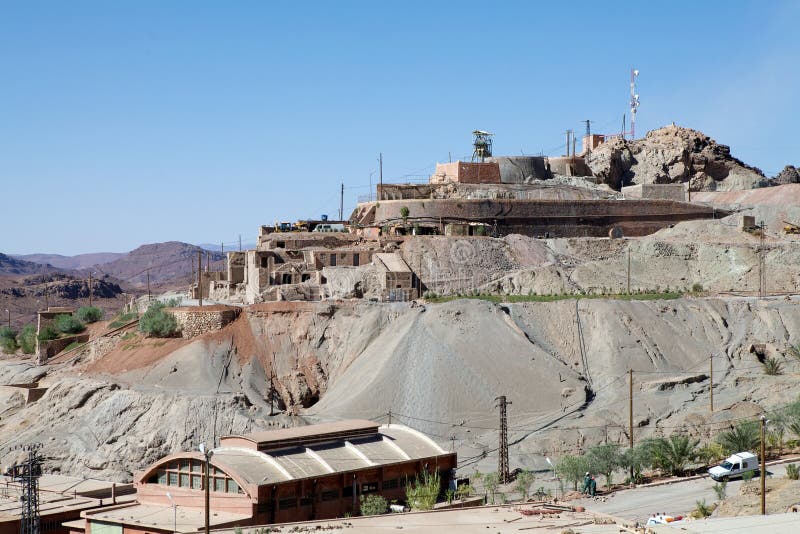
xmin=147 ymin=270 xmax=151 ymax=302
xmin=206 ymin=251 xmax=210 ymax=273
xmin=221 ymin=242 xmax=225 ymax=274
xmin=44 ymin=283 xmax=49 ymax=309
xmin=339 ymin=182 xmax=344 ymax=221
xmin=627 ymin=247 xmax=631 ymax=294
xmin=10 ymin=444 xmax=43 ymax=534
xmin=88 ymin=272 xmax=93 ymax=308
xmin=238 ymin=234 xmax=242 ymax=252
xmin=379 ymin=153 xmax=383 ymax=198
xmin=495 ymin=395 xmax=511 ymax=484
xmin=710 ymin=354 xmax=714 ymax=413
xmin=197 ymin=250 xmax=203 ymax=307
xmin=564 ymin=130 xmax=571 ymax=157
xmin=5 ymin=309 xmax=10 ymax=329
xmin=758 ymin=221 xmax=766 ymax=298
xmin=760 ymin=415 xmax=767 ymax=515
xmin=629 ymin=369 xmax=634 ymax=481
xmin=199 ymin=445 xmax=211 ymax=534
xmin=572 ymin=136 xmax=576 ymax=158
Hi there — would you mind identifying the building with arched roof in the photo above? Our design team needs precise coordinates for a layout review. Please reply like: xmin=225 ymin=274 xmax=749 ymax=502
xmin=74 ymin=420 xmax=456 ymax=534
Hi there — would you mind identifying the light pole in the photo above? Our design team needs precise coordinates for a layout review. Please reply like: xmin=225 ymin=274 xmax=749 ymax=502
xmin=199 ymin=444 xmax=213 ymax=534
xmin=165 ymin=492 xmax=177 ymax=534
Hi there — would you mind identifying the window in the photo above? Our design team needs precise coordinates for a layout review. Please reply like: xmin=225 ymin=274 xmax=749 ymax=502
xmin=353 ymin=254 xmax=360 ymax=267
xmin=321 ymin=489 xmax=339 ymax=501
xmin=301 ymin=274 xmax=311 ymax=282
xmin=191 ymin=461 xmax=201 ymax=472
xmin=168 ymin=473 xmax=178 ymax=486
xmin=281 ymin=273 xmax=292 ymax=284
xmin=277 ymin=241 xmax=286 ymax=249
xmin=330 ymin=254 xmax=336 ymax=267
xmin=279 ymin=497 xmax=297 ymax=510
xmin=361 ymin=482 xmax=379 ymax=494
xmin=180 ymin=474 xmax=190 ymax=487
xmin=191 ymin=475 xmax=202 ymax=490
xmin=382 ymin=479 xmax=398 ymax=490
xmin=299 ymin=496 xmax=313 ymax=506
xmin=215 ymin=478 xmax=226 ymax=492
xmin=227 ymin=479 xmax=241 ymax=493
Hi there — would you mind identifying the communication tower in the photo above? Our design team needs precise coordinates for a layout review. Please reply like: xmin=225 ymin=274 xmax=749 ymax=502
xmin=471 ymin=130 xmax=493 ymax=162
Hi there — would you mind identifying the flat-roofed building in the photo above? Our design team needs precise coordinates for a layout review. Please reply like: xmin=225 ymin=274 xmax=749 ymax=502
xmin=77 ymin=420 xmax=456 ymax=533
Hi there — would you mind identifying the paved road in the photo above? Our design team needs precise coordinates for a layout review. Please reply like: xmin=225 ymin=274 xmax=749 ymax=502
xmin=572 ymin=464 xmax=788 ymax=524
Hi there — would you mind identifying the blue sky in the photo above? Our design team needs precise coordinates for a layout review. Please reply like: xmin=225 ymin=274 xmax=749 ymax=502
xmin=2 ymin=0 xmax=798 ymax=255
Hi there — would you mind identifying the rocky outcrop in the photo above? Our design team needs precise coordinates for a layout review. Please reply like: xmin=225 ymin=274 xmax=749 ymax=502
xmin=586 ymin=125 xmax=767 ymax=191
xmin=772 ymin=165 xmax=800 ymax=185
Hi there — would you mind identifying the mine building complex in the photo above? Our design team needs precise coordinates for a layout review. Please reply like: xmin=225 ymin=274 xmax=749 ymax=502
xmin=72 ymin=420 xmax=456 ymax=533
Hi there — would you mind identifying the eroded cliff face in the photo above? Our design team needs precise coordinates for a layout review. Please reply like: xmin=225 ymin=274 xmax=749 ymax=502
xmin=1 ymin=297 xmax=798 ymax=481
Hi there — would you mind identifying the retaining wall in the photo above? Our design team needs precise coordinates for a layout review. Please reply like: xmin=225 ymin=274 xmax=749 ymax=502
xmin=167 ymin=306 xmax=241 ymax=339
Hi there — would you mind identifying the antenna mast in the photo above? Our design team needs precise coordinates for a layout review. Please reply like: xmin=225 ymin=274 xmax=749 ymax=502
xmin=629 ymin=68 xmax=640 ymax=139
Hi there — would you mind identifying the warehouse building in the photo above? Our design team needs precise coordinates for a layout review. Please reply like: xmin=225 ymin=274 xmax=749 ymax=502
xmin=76 ymin=420 xmax=456 ymax=533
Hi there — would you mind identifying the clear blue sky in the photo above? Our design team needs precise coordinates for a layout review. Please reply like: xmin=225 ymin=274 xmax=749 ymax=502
xmin=2 ymin=0 xmax=798 ymax=255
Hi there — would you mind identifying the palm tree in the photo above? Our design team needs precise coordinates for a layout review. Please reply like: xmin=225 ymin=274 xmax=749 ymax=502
xmin=646 ymin=435 xmax=699 ymax=476
xmin=716 ymin=420 xmax=760 ymax=454
xmin=763 ymin=357 xmax=783 ymax=375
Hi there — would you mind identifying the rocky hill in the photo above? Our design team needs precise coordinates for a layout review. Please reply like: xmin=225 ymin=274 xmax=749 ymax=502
xmin=0 ymin=252 xmax=62 ymax=276
xmin=586 ymin=124 xmax=768 ymax=191
xmin=95 ymin=241 xmax=224 ymax=287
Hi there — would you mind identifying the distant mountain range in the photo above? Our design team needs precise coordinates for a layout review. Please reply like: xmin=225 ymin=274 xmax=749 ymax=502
xmin=13 ymin=252 xmax=125 ymax=270
xmin=0 ymin=252 xmax=63 ymax=276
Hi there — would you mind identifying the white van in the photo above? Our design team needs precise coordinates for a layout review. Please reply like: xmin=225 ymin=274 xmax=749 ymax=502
xmin=708 ymin=452 xmax=759 ymax=481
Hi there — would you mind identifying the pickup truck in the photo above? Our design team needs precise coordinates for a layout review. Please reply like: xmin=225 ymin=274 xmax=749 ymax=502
xmin=708 ymin=451 xmax=759 ymax=481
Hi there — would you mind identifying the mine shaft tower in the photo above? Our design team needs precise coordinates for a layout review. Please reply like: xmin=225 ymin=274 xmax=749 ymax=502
xmin=471 ymin=130 xmax=493 ymax=162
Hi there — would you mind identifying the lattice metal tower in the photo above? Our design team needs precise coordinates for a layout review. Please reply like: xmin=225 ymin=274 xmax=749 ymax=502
xmin=495 ymin=396 xmax=511 ymax=484
xmin=7 ymin=445 xmax=43 ymax=534
xmin=471 ymin=130 xmax=493 ymax=162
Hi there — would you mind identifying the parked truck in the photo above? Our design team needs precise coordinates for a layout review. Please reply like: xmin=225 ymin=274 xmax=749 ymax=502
xmin=708 ymin=451 xmax=759 ymax=481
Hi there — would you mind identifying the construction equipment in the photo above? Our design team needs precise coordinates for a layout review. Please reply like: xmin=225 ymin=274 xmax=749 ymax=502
xmin=783 ymin=220 xmax=800 ymax=234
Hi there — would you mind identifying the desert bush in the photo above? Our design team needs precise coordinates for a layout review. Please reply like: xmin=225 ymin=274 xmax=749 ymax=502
xmin=0 ymin=327 xmax=18 ymax=353
xmin=139 ymin=302 xmax=178 ymax=338
xmin=37 ymin=326 xmax=59 ymax=341
xmin=54 ymin=314 xmax=85 ymax=334
xmin=712 ymin=481 xmax=727 ymax=500
xmin=692 ymin=283 xmax=704 ymax=293
xmin=359 ymin=494 xmax=388 ymax=516
xmin=405 ymin=470 xmax=440 ymax=511
xmin=716 ymin=420 xmax=760 ymax=454
xmin=17 ymin=324 xmax=37 ymax=354
xmin=586 ymin=443 xmax=622 ymax=487
xmin=697 ymin=442 xmax=726 ymax=466
xmin=621 ymin=443 xmax=654 ymax=483
xmin=455 ymin=483 xmax=473 ymax=500
xmin=76 ymin=306 xmax=103 ymax=323
xmin=694 ymin=499 xmax=713 ymax=518
xmin=763 ymin=357 xmax=783 ymax=376
xmin=786 ymin=463 xmax=799 ymax=480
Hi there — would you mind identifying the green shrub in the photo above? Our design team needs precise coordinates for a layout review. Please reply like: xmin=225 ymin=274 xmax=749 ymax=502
xmin=712 ymin=481 xmax=727 ymax=500
xmin=644 ymin=435 xmax=699 ymax=476
xmin=0 ymin=327 xmax=18 ymax=353
xmin=763 ymin=357 xmax=783 ymax=376
xmin=359 ymin=494 xmax=388 ymax=516
xmin=54 ymin=314 xmax=85 ymax=334
xmin=405 ymin=470 xmax=441 ymax=510
xmin=786 ymin=463 xmax=799 ymax=480
xmin=694 ymin=499 xmax=713 ymax=518
xmin=692 ymin=283 xmax=703 ymax=293
xmin=17 ymin=324 xmax=37 ymax=354
xmin=76 ymin=306 xmax=103 ymax=323
xmin=37 ymin=326 xmax=59 ymax=341
xmin=138 ymin=302 xmax=178 ymax=338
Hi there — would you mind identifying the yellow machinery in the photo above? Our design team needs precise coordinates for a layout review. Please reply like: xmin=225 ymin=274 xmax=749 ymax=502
xmin=783 ymin=220 xmax=800 ymax=234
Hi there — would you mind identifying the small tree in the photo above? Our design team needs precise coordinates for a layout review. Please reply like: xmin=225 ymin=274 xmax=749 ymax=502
xmin=555 ymin=454 xmax=591 ymax=491
xmin=359 ymin=494 xmax=388 ymax=516
xmin=482 ymin=472 xmax=499 ymax=504
xmin=712 ymin=481 xmax=727 ymax=500
xmin=76 ymin=306 xmax=103 ymax=323
xmin=697 ymin=442 xmax=726 ymax=466
xmin=621 ymin=443 xmax=653 ymax=483
xmin=645 ymin=435 xmax=699 ymax=476
xmin=716 ymin=420 xmax=760 ymax=454
xmin=786 ymin=463 xmax=799 ymax=480
xmin=54 ymin=314 xmax=85 ymax=334
xmin=586 ymin=443 xmax=622 ymax=487
xmin=17 ymin=324 xmax=37 ymax=354
xmin=139 ymin=302 xmax=178 ymax=338
xmin=515 ymin=470 xmax=535 ymax=501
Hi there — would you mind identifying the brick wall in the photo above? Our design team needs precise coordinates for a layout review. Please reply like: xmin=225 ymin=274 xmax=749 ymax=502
xmin=167 ymin=306 xmax=241 ymax=339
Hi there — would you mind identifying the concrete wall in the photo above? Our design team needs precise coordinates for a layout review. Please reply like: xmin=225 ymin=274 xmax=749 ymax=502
xmin=168 ymin=306 xmax=241 ymax=339
xmin=547 ymin=156 xmax=593 ymax=177
xmin=227 ymin=251 xmax=246 ymax=284
xmin=487 ymin=156 xmax=552 ymax=183
xmin=622 ymin=183 xmax=686 ymax=201
xmin=36 ymin=333 xmax=90 ymax=364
